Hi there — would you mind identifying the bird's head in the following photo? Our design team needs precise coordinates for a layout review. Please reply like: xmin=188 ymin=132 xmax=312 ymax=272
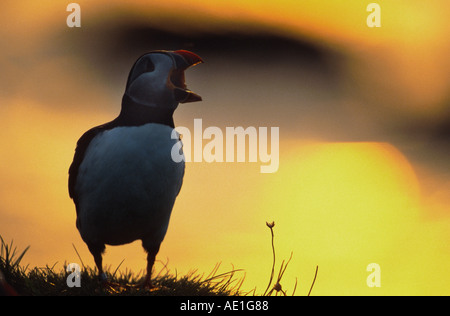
xmin=124 ymin=50 xmax=203 ymax=109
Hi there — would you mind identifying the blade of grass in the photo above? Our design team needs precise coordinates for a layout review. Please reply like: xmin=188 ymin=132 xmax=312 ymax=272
xmin=112 ymin=258 xmax=125 ymax=279
xmin=72 ymin=243 xmax=85 ymax=270
xmin=307 ymin=265 xmax=319 ymax=296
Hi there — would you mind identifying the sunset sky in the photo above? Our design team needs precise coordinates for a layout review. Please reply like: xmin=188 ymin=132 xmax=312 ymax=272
xmin=0 ymin=0 xmax=449 ymax=295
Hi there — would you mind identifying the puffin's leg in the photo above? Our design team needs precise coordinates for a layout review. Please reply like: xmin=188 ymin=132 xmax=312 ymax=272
xmin=142 ymin=241 xmax=161 ymax=288
xmin=87 ymin=243 xmax=107 ymax=282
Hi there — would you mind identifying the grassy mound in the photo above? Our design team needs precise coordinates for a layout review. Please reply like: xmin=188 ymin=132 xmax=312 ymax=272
xmin=0 ymin=236 xmax=243 ymax=296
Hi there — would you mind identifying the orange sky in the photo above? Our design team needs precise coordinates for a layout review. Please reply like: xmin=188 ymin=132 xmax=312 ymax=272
xmin=0 ymin=0 xmax=449 ymax=295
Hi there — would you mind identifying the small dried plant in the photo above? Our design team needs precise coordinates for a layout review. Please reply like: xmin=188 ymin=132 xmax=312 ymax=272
xmin=263 ymin=221 xmax=318 ymax=296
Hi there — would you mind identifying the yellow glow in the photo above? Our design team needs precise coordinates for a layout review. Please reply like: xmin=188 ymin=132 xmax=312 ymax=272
xmin=161 ymin=141 xmax=449 ymax=295
xmin=257 ymin=142 xmax=422 ymax=294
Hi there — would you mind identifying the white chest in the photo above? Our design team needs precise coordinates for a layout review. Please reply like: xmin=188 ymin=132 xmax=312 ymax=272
xmin=75 ymin=123 xmax=185 ymax=245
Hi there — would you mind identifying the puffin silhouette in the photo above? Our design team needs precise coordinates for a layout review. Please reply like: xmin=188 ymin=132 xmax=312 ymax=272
xmin=68 ymin=50 xmax=203 ymax=288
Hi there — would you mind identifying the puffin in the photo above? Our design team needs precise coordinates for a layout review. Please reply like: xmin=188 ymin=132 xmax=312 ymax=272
xmin=68 ymin=50 xmax=203 ymax=288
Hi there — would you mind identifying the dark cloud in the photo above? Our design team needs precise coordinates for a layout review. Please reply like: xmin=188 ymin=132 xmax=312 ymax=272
xmin=58 ymin=14 xmax=342 ymax=94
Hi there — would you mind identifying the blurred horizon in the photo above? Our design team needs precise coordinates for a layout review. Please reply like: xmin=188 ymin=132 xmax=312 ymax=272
xmin=0 ymin=0 xmax=449 ymax=295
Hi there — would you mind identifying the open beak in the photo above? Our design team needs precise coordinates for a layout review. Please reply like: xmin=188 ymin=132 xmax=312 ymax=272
xmin=174 ymin=50 xmax=203 ymax=68
xmin=170 ymin=50 xmax=204 ymax=103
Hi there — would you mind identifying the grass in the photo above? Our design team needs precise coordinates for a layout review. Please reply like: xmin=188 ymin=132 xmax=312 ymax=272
xmin=0 ymin=222 xmax=317 ymax=296
xmin=0 ymin=235 xmax=244 ymax=296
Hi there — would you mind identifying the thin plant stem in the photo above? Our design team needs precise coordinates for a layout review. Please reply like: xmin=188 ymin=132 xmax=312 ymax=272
xmin=263 ymin=224 xmax=276 ymax=296
xmin=72 ymin=243 xmax=85 ymax=270
xmin=307 ymin=265 xmax=319 ymax=296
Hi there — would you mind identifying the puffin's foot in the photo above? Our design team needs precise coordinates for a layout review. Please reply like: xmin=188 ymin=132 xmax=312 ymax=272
xmin=97 ymin=273 xmax=130 ymax=294
xmin=140 ymin=276 xmax=157 ymax=290
xmin=99 ymin=272 xmax=108 ymax=283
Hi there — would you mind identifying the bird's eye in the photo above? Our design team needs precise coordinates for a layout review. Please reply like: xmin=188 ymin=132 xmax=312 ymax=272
xmin=145 ymin=59 xmax=155 ymax=72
